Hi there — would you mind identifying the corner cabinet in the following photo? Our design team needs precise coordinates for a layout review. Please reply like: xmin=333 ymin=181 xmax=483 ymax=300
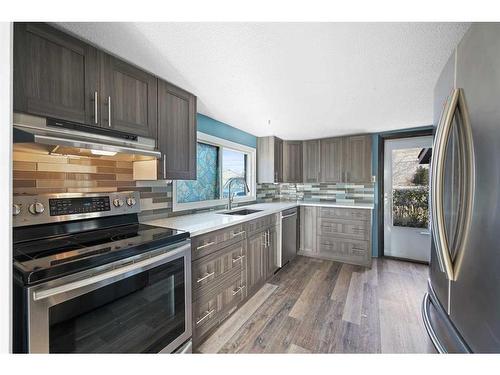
xmin=99 ymin=53 xmax=158 ymax=138
xmin=13 ymin=22 xmax=98 ymax=125
xmin=157 ymin=80 xmax=197 ymax=180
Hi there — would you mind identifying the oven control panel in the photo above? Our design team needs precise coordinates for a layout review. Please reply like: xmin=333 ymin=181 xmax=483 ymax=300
xmin=13 ymin=191 xmax=141 ymax=227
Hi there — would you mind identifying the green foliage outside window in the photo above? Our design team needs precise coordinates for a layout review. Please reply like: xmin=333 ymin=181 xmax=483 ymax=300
xmin=392 ymin=187 xmax=429 ymax=228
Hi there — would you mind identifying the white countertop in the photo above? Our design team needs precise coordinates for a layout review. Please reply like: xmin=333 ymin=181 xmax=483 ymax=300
xmin=144 ymin=200 xmax=373 ymax=237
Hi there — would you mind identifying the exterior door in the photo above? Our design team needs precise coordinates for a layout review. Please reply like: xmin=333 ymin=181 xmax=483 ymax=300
xmin=383 ymin=136 xmax=433 ymax=262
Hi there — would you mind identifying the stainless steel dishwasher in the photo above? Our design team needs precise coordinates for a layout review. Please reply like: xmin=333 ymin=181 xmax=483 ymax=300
xmin=280 ymin=207 xmax=298 ymax=266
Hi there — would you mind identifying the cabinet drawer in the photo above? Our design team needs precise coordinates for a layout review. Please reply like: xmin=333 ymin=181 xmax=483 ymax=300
xmin=192 ymin=272 xmax=247 ymax=344
xmin=192 ymin=240 xmax=247 ymax=301
xmin=319 ymin=207 xmax=371 ymax=221
xmin=245 ymin=214 xmax=278 ymax=236
xmin=317 ymin=237 xmax=371 ymax=266
xmin=191 ymin=224 xmax=246 ymax=260
xmin=318 ymin=218 xmax=369 ymax=240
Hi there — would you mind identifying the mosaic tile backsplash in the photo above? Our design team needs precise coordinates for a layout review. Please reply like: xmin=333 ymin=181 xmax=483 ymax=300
xmin=12 ymin=150 xmax=252 ymax=222
xmin=256 ymin=182 xmax=375 ymax=204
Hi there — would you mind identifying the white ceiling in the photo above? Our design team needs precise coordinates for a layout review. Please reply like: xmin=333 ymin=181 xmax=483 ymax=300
xmin=55 ymin=22 xmax=469 ymax=140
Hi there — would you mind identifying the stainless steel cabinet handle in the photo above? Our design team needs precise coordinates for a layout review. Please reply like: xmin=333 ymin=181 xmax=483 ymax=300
xmin=163 ymin=154 xmax=167 ymax=178
xmin=232 ymin=255 xmax=245 ymax=263
xmin=232 ymin=285 xmax=245 ymax=296
xmin=196 ymin=241 xmax=215 ymax=250
xmin=94 ymin=91 xmax=98 ymax=124
xmin=196 ymin=271 xmax=215 ymax=283
xmin=281 ymin=213 xmax=297 ymax=219
xmin=196 ymin=309 xmax=215 ymax=325
xmin=232 ymin=230 xmax=245 ymax=238
xmin=107 ymin=96 xmax=112 ymax=127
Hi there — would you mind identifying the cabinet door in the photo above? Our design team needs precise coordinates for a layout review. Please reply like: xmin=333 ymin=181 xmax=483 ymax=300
xmin=157 ymin=80 xmax=197 ymax=180
xmin=246 ymin=232 xmax=266 ymax=295
xmin=283 ymin=141 xmax=303 ymax=182
xmin=100 ymin=53 xmax=157 ymax=137
xmin=14 ymin=23 xmax=98 ymax=125
xmin=274 ymin=138 xmax=284 ymax=182
xmin=343 ymin=135 xmax=372 ymax=183
xmin=320 ymin=138 xmax=343 ymax=182
xmin=299 ymin=206 xmax=318 ymax=255
xmin=266 ymin=226 xmax=279 ymax=278
xmin=257 ymin=136 xmax=283 ymax=183
xmin=302 ymin=140 xmax=320 ymax=183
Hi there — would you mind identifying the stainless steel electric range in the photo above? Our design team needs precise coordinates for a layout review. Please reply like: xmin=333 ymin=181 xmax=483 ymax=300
xmin=12 ymin=191 xmax=192 ymax=354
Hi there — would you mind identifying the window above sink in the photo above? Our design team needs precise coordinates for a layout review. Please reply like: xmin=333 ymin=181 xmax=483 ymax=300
xmin=172 ymin=132 xmax=256 ymax=212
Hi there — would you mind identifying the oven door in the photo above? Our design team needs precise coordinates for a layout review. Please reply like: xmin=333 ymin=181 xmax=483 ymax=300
xmin=27 ymin=240 xmax=192 ymax=353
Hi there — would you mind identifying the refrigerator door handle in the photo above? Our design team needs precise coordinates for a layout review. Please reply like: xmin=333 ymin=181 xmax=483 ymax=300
xmin=431 ymin=90 xmax=457 ymax=279
xmin=431 ymin=88 xmax=475 ymax=281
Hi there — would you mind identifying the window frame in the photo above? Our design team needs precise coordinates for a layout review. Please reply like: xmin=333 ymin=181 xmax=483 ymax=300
xmin=172 ymin=132 xmax=256 ymax=212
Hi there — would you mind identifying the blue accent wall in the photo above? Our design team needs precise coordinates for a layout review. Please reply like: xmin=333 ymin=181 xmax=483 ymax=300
xmin=370 ymin=125 xmax=434 ymax=257
xmin=197 ymin=114 xmax=257 ymax=148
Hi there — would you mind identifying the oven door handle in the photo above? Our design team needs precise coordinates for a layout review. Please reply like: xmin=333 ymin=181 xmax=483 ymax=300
xmin=32 ymin=243 xmax=189 ymax=302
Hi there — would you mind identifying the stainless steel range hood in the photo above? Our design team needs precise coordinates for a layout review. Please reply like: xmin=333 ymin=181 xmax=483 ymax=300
xmin=13 ymin=113 xmax=161 ymax=159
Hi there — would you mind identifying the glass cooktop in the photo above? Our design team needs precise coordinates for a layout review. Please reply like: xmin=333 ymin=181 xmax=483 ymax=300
xmin=13 ymin=223 xmax=189 ymax=285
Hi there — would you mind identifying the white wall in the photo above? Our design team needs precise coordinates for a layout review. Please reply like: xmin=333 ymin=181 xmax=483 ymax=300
xmin=0 ymin=22 xmax=13 ymax=353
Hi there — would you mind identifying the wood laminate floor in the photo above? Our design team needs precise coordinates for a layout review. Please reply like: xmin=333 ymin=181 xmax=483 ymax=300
xmin=198 ymin=256 xmax=435 ymax=354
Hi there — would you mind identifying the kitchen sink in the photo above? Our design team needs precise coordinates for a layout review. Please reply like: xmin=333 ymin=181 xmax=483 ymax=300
xmin=217 ymin=208 xmax=262 ymax=216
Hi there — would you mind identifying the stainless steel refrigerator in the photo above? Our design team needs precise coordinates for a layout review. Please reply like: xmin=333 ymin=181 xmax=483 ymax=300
xmin=422 ymin=23 xmax=500 ymax=353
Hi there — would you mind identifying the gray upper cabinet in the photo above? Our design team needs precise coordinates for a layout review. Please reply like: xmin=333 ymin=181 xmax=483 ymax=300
xmin=100 ymin=53 xmax=158 ymax=138
xmin=157 ymin=80 xmax=197 ymax=180
xmin=13 ymin=23 xmax=98 ymax=125
xmin=302 ymin=140 xmax=320 ymax=183
xmin=283 ymin=141 xmax=303 ymax=182
xmin=257 ymin=136 xmax=283 ymax=183
xmin=343 ymin=135 xmax=372 ymax=183
xmin=320 ymin=137 xmax=343 ymax=182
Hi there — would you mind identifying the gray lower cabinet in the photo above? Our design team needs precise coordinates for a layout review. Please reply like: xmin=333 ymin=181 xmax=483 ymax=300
xmin=299 ymin=205 xmax=372 ymax=267
xmin=246 ymin=230 xmax=267 ymax=296
xmin=283 ymin=141 xmax=303 ymax=182
xmin=302 ymin=140 xmax=320 ymax=183
xmin=191 ymin=214 xmax=280 ymax=348
xmin=299 ymin=206 xmax=318 ymax=255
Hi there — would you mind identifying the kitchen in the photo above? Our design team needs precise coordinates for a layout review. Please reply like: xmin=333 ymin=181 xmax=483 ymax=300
xmin=1 ymin=3 xmax=500 ymax=372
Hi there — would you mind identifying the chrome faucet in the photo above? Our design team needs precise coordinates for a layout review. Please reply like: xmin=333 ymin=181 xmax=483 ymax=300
xmin=223 ymin=177 xmax=250 ymax=210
